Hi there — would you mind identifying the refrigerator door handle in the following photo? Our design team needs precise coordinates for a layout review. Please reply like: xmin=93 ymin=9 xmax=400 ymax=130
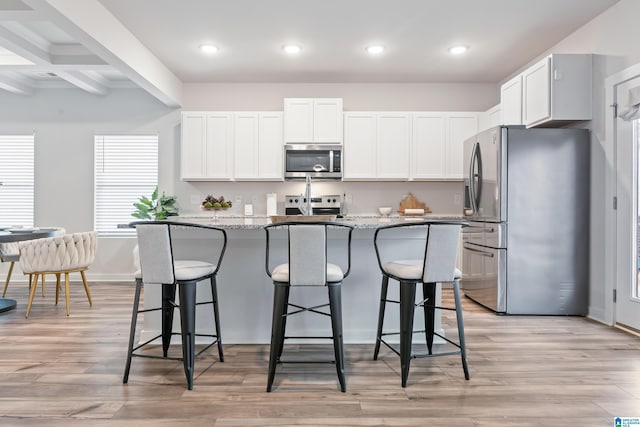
xmin=473 ymin=142 xmax=483 ymax=212
xmin=468 ymin=143 xmax=478 ymax=213
xmin=463 ymin=244 xmax=495 ymax=257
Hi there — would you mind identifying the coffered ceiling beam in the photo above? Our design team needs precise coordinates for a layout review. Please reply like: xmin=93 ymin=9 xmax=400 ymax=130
xmin=0 ymin=25 xmax=49 ymax=64
xmin=0 ymin=72 xmax=34 ymax=95
xmin=56 ymin=71 xmax=109 ymax=95
xmin=54 ymin=69 xmax=107 ymax=95
xmin=23 ymin=0 xmax=182 ymax=107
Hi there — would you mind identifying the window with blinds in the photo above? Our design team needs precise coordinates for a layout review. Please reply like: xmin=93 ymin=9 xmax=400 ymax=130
xmin=94 ymin=134 xmax=158 ymax=237
xmin=0 ymin=134 xmax=34 ymax=227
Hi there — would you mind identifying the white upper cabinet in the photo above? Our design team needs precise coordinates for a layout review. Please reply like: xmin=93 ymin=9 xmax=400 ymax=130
xmin=446 ymin=113 xmax=478 ymax=179
xmin=377 ymin=113 xmax=410 ymax=180
xmin=502 ymin=54 xmax=591 ymax=128
xmin=343 ymin=112 xmax=410 ymax=181
xmin=522 ymin=57 xmax=552 ymax=126
xmin=479 ymin=104 xmax=501 ymax=132
xmin=257 ymin=112 xmax=284 ymax=180
xmin=500 ymin=75 xmax=523 ymax=125
xmin=411 ymin=112 xmax=447 ymax=179
xmin=233 ymin=113 xmax=259 ymax=180
xmin=181 ymin=111 xmax=283 ymax=181
xmin=284 ymin=98 xmax=343 ymax=143
xmin=233 ymin=112 xmax=283 ymax=181
xmin=410 ymin=112 xmax=478 ymax=180
xmin=343 ymin=112 xmax=377 ymax=179
xmin=181 ymin=111 xmax=233 ymax=181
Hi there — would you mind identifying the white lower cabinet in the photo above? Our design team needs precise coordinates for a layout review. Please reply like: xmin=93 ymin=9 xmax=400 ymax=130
xmin=410 ymin=112 xmax=478 ymax=180
xmin=343 ymin=112 xmax=410 ymax=180
xmin=181 ymin=111 xmax=283 ymax=181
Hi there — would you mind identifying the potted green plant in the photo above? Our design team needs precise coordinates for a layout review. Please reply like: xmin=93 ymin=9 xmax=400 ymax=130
xmin=132 ymin=186 xmax=179 ymax=220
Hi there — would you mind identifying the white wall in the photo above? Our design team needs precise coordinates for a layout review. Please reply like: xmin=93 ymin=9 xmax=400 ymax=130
xmin=0 ymin=88 xmax=179 ymax=281
xmin=182 ymin=82 xmax=498 ymax=111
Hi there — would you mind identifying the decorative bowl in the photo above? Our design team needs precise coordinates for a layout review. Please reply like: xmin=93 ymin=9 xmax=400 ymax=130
xmin=378 ymin=206 xmax=393 ymax=216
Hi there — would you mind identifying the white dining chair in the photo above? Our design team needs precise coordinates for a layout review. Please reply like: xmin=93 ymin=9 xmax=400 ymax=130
xmin=1 ymin=227 xmax=65 ymax=298
xmin=18 ymin=231 xmax=96 ymax=318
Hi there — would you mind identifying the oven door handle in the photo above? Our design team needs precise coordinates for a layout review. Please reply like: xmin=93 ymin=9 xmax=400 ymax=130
xmin=463 ymin=244 xmax=495 ymax=257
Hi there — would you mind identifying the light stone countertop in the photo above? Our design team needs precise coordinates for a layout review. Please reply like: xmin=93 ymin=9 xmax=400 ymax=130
xmin=174 ymin=213 xmax=465 ymax=230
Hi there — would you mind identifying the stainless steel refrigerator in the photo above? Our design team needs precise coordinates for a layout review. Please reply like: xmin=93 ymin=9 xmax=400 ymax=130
xmin=461 ymin=126 xmax=590 ymax=314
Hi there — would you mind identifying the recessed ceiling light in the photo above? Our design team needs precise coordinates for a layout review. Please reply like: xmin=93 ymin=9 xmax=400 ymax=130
xmin=200 ymin=44 xmax=219 ymax=54
xmin=448 ymin=45 xmax=469 ymax=55
xmin=283 ymin=44 xmax=302 ymax=54
xmin=366 ymin=45 xmax=385 ymax=55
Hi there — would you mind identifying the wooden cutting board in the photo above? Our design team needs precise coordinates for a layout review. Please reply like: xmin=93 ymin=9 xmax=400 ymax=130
xmin=398 ymin=193 xmax=432 ymax=215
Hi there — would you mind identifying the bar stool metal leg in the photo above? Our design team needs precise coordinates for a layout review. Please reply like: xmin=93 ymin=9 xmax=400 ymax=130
xmin=277 ymin=286 xmax=290 ymax=360
xmin=328 ymin=283 xmax=346 ymax=392
xmin=422 ymin=282 xmax=436 ymax=355
xmin=453 ymin=278 xmax=470 ymax=380
xmin=373 ymin=275 xmax=389 ymax=360
xmin=210 ymin=277 xmax=224 ymax=362
xmin=399 ymin=280 xmax=417 ymax=388
xmin=162 ymin=283 xmax=176 ymax=357
xmin=178 ymin=281 xmax=197 ymax=390
xmin=123 ymin=278 xmax=143 ymax=384
xmin=267 ymin=283 xmax=288 ymax=392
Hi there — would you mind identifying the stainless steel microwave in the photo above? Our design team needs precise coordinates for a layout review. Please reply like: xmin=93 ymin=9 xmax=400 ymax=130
xmin=284 ymin=144 xmax=342 ymax=180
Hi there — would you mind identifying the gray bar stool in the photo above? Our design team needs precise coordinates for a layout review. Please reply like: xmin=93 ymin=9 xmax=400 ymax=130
xmin=373 ymin=221 xmax=469 ymax=387
xmin=264 ymin=221 xmax=353 ymax=392
xmin=123 ymin=221 xmax=227 ymax=390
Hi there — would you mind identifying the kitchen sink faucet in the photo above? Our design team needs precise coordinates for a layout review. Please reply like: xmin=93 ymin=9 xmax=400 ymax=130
xmin=299 ymin=174 xmax=313 ymax=216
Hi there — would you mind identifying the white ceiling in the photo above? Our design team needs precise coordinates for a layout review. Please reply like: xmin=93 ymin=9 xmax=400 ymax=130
xmin=0 ymin=0 xmax=620 ymax=106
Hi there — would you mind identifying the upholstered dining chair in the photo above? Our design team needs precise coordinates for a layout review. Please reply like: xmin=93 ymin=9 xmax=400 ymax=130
xmin=263 ymin=221 xmax=354 ymax=392
xmin=18 ymin=231 xmax=96 ymax=318
xmin=372 ymin=221 xmax=469 ymax=387
xmin=123 ymin=221 xmax=227 ymax=390
xmin=0 ymin=242 xmax=19 ymax=297
xmin=1 ymin=227 xmax=65 ymax=298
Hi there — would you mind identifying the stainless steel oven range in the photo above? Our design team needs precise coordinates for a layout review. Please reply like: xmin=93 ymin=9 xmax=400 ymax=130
xmin=284 ymin=194 xmax=341 ymax=215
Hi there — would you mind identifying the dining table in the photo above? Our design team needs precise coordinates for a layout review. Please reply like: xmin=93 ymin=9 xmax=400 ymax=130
xmin=0 ymin=228 xmax=60 ymax=313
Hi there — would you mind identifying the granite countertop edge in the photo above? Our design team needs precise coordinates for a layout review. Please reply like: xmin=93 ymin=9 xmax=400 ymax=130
xmin=172 ymin=214 xmax=465 ymax=230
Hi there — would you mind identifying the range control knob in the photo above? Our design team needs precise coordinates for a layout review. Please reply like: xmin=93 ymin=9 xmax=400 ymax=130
xmin=294 ymin=199 xmax=299 ymax=203
xmin=332 ymin=198 xmax=337 ymax=203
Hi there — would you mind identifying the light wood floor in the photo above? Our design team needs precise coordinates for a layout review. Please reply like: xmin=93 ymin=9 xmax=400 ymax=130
xmin=1 ymin=281 xmax=639 ymax=426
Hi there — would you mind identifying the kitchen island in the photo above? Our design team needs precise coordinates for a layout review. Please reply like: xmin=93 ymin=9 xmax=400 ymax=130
xmin=138 ymin=214 xmax=463 ymax=345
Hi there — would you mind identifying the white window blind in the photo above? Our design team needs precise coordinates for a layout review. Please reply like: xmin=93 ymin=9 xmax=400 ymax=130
xmin=94 ymin=134 xmax=158 ymax=237
xmin=0 ymin=134 xmax=34 ymax=227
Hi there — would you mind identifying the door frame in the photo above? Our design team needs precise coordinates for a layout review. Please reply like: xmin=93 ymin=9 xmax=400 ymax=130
xmin=604 ymin=62 xmax=640 ymax=325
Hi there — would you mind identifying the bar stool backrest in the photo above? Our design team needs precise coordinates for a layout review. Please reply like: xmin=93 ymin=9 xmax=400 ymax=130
xmin=289 ymin=225 xmax=327 ymax=286
xmin=423 ymin=224 xmax=461 ymax=283
xmin=136 ymin=224 xmax=175 ymax=284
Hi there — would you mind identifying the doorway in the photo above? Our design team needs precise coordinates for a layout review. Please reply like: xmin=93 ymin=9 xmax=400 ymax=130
xmin=613 ymin=70 xmax=640 ymax=331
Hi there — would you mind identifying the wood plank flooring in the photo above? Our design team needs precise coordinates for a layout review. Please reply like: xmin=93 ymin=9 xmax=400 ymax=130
xmin=1 ymin=281 xmax=639 ymax=426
